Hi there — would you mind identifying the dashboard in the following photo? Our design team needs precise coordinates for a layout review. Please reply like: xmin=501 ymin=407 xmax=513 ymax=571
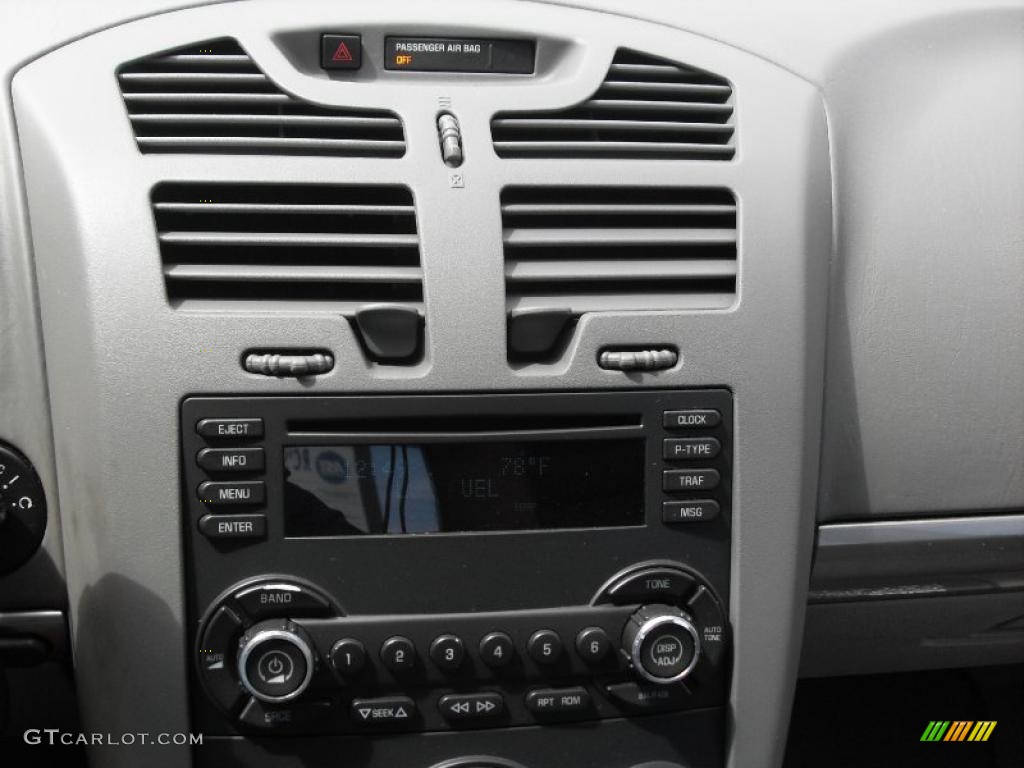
xmin=0 ymin=1 xmax=1021 ymax=767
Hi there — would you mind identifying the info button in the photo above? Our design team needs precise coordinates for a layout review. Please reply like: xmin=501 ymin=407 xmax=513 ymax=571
xmin=197 ymin=447 xmax=265 ymax=473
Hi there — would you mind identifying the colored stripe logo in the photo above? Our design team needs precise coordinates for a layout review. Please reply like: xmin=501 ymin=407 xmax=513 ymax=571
xmin=921 ymin=721 xmax=997 ymax=742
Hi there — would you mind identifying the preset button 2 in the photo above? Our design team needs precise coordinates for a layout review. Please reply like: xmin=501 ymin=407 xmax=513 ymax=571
xmin=381 ymin=636 xmax=417 ymax=672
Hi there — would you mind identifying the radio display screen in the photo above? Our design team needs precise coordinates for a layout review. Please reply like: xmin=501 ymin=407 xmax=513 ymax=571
xmin=282 ymin=440 xmax=644 ymax=537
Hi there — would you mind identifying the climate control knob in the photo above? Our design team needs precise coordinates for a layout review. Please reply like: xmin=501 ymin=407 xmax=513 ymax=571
xmin=237 ymin=619 xmax=316 ymax=703
xmin=621 ymin=604 xmax=700 ymax=685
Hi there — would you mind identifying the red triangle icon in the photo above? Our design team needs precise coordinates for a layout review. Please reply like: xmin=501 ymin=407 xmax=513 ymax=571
xmin=332 ymin=42 xmax=354 ymax=62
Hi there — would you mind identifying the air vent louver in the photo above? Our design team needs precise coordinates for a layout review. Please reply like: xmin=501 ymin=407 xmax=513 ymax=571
xmin=153 ymin=183 xmax=421 ymax=312
xmin=119 ymin=39 xmax=405 ymax=156
xmin=502 ymin=187 xmax=737 ymax=314
xmin=492 ymin=49 xmax=734 ymax=159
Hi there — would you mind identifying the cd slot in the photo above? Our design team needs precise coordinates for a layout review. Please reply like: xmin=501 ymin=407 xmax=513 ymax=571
xmin=287 ymin=413 xmax=643 ymax=440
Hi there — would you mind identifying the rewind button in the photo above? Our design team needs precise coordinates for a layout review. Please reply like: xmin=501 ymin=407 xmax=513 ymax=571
xmin=438 ymin=692 xmax=506 ymax=721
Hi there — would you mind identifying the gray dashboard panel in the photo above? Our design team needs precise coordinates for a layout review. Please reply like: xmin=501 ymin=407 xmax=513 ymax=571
xmin=4 ymin=0 xmax=1021 ymax=766
xmin=0 ymin=0 xmax=233 ymax=620
xmin=541 ymin=0 xmax=1024 ymax=521
xmin=12 ymin=1 xmax=829 ymax=766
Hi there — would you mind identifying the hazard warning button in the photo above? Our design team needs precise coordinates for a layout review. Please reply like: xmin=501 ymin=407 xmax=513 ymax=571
xmin=321 ymin=34 xmax=362 ymax=71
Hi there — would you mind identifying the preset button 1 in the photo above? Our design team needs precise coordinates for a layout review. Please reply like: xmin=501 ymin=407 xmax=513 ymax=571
xmin=330 ymin=638 xmax=366 ymax=677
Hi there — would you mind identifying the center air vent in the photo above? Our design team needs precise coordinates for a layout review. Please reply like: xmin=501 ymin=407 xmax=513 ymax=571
xmin=152 ymin=183 xmax=421 ymax=313
xmin=492 ymin=49 xmax=734 ymax=159
xmin=119 ymin=39 xmax=405 ymax=156
xmin=502 ymin=186 xmax=737 ymax=315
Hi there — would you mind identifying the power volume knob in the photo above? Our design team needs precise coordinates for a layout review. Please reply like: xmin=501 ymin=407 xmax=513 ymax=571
xmin=621 ymin=604 xmax=701 ymax=685
xmin=237 ymin=619 xmax=316 ymax=704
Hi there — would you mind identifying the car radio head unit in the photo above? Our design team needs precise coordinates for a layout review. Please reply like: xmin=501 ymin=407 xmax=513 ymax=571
xmin=180 ymin=390 xmax=733 ymax=763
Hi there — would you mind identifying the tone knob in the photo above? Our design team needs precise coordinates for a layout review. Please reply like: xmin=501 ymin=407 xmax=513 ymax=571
xmin=621 ymin=604 xmax=700 ymax=685
xmin=237 ymin=619 xmax=316 ymax=703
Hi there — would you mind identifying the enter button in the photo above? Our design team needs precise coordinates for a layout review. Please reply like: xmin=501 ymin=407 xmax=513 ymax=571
xmin=199 ymin=513 xmax=266 ymax=541
xmin=663 ymin=500 xmax=721 ymax=523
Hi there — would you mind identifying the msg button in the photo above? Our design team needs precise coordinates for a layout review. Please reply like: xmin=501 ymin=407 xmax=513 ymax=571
xmin=663 ymin=500 xmax=721 ymax=523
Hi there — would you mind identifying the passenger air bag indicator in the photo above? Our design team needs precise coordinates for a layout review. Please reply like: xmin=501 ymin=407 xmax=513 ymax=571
xmin=384 ymin=37 xmax=534 ymax=73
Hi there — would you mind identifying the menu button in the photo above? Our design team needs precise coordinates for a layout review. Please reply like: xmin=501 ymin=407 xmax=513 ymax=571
xmin=198 ymin=480 xmax=266 ymax=505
